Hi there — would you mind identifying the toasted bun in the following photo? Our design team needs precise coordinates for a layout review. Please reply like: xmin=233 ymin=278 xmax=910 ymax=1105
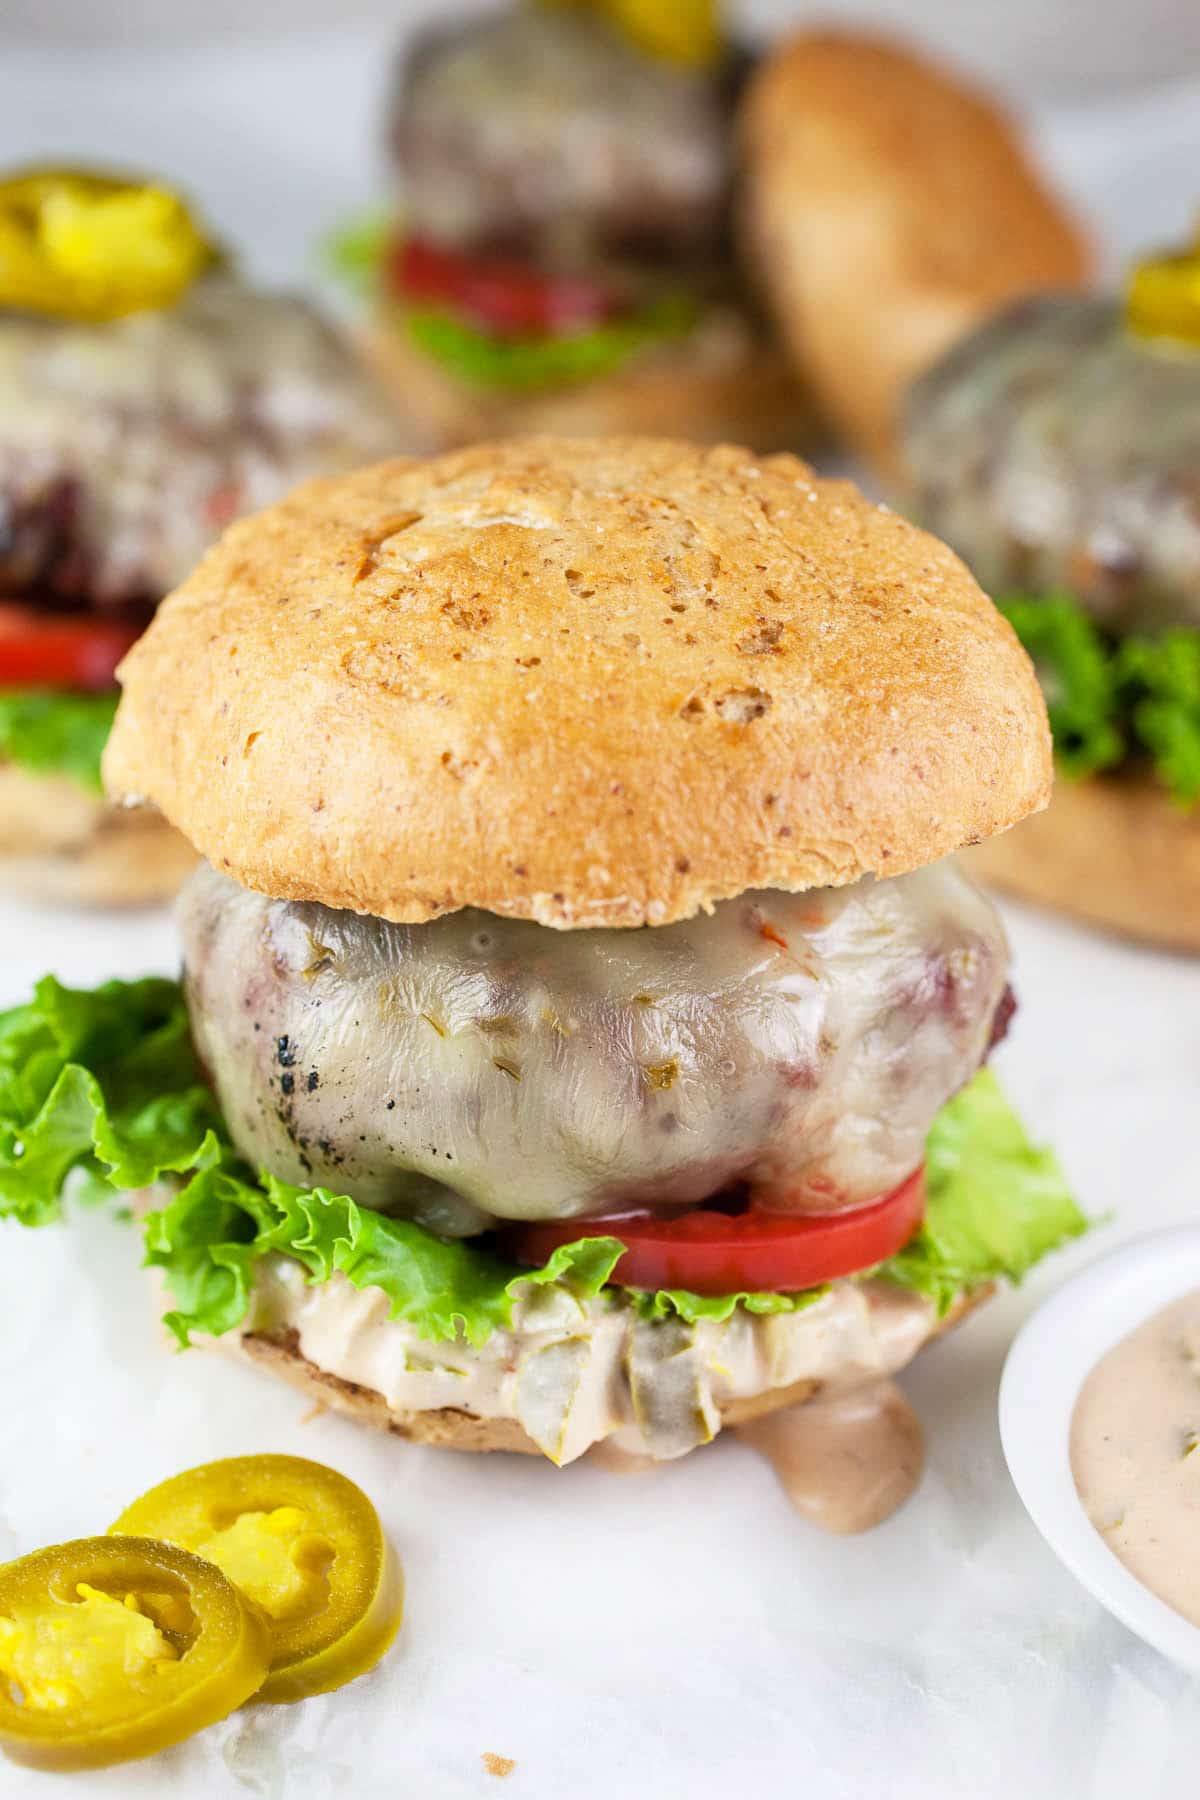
xmin=237 ymin=1287 xmax=988 ymax=1456
xmin=105 ymin=437 xmax=1050 ymax=928
xmin=361 ymin=303 xmax=818 ymax=453
xmin=739 ymin=31 xmax=1093 ymax=472
xmin=0 ymin=764 xmax=195 ymax=906
xmin=965 ymin=772 xmax=1200 ymax=953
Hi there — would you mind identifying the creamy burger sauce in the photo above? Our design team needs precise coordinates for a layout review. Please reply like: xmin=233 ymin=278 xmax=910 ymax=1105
xmin=1071 ymin=1289 xmax=1200 ymax=1626
xmin=735 ymin=1380 xmax=924 ymax=1533
xmin=246 ymin=1257 xmax=936 ymax=1484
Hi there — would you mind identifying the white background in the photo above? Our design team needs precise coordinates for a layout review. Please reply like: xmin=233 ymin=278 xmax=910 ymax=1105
xmin=4 ymin=0 xmax=1200 ymax=97
xmin=1 ymin=9 xmax=1199 ymax=1797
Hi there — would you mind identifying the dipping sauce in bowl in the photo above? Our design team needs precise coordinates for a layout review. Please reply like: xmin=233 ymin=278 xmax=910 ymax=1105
xmin=1071 ymin=1288 xmax=1200 ymax=1627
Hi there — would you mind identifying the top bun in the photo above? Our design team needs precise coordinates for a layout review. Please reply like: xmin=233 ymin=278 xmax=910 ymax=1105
xmin=104 ymin=437 xmax=1050 ymax=928
xmin=739 ymin=31 xmax=1092 ymax=472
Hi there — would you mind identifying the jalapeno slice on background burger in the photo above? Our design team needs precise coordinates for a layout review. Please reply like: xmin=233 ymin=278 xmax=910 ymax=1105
xmin=0 ymin=437 xmax=1085 ymax=1524
xmin=734 ymin=32 xmax=1200 ymax=953
xmin=0 ymin=165 xmax=407 ymax=909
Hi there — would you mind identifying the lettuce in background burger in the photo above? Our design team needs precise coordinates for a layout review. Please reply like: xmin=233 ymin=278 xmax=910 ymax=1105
xmin=0 ymin=439 xmax=1084 ymax=1523
xmin=900 ymin=244 xmax=1200 ymax=951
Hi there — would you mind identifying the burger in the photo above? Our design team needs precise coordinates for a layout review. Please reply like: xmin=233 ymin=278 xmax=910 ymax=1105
xmin=0 ymin=168 xmax=405 ymax=905
xmin=346 ymin=4 xmax=813 ymax=452
xmin=0 ymin=439 xmax=1084 ymax=1521
xmin=899 ymin=256 xmax=1200 ymax=952
xmin=738 ymin=30 xmax=1092 ymax=474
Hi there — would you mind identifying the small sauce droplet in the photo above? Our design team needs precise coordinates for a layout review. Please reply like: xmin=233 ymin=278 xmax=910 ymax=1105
xmin=735 ymin=1378 xmax=924 ymax=1533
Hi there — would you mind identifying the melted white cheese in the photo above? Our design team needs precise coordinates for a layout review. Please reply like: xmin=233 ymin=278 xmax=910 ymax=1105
xmin=182 ymin=860 xmax=1008 ymax=1235
xmin=0 ymin=276 xmax=403 ymax=602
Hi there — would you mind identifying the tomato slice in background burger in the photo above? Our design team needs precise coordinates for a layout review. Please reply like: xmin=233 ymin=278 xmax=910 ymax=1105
xmin=0 ymin=603 xmax=141 ymax=691
xmin=506 ymin=1168 xmax=926 ymax=1295
xmin=390 ymin=235 xmax=620 ymax=338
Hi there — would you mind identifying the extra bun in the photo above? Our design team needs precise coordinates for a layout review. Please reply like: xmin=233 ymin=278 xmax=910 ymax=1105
xmin=105 ymin=437 xmax=1050 ymax=928
xmin=0 ymin=765 xmax=194 ymax=906
xmin=739 ymin=31 xmax=1092 ymax=472
xmin=965 ymin=772 xmax=1200 ymax=953
xmin=361 ymin=303 xmax=817 ymax=453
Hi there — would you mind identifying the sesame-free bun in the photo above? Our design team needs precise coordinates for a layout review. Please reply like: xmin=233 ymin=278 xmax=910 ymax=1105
xmin=105 ymin=437 xmax=1050 ymax=928
xmin=0 ymin=764 xmax=194 ymax=906
xmin=363 ymin=302 xmax=818 ymax=453
xmin=965 ymin=772 xmax=1200 ymax=954
xmin=739 ymin=31 xmax=1093 ymax=472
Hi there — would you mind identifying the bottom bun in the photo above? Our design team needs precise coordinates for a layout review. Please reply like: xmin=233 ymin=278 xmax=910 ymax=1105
xmin=234 ymin=1283 xmax=987 ymax=1462
xmin=963 ymin=772 xmax=1200 ymax=953
xmin=0 ymin=765 xmax=196 ymax=906
xmin=363 ymin=302 xmax=819 ymax=453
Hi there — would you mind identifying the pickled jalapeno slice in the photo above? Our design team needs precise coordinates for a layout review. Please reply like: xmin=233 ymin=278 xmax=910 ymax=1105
xmin=111 ymin=1455 xmax=403 ymax=1703
xmin=1126 ymin=244 xmax=1200 ymax=348
xmin=0 ymin=167 xmax=217 ymax=321
xmin=0 ymin=1535 xmax=271 ymax=1771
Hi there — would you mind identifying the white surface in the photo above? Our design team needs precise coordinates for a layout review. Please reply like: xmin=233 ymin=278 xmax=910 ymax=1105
xmin=1000 ymin=1225 xmax=1200 ymax=1677
xmin=0 ymin=27 xmax=1199 ymax=1800
xmin=5 ymin=898 xmax=1200 ymax=1800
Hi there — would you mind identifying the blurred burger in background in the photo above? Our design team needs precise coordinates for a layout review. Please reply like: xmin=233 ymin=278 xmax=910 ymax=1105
xmin=0 ymin=168 xmax=405 ymax=905
xmin=740 ymin=28 xmax=1200 ymax=952
xmin=343 ymin=0 xmax=813 ymax=451
xmin=739 ymin=29 xmax=1092 ymax=473
xmin=899 ymin=239 xmax=1200 ymax=951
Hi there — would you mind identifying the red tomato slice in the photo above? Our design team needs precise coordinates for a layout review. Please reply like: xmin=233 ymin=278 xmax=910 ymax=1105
xmin=389 ymin=236 xmax=619 ymax=338
xmin=0 ymin=603 xmax=141 ymax=691
xmin=504 ymin=1168 xmax=926 ymax=1295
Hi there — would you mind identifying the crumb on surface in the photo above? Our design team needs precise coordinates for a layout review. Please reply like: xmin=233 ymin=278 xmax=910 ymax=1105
xmin=482 ymin=1752 xmax=516 ymax=1778
xmin=298 ymin=1400 xmax=328 ymax=1425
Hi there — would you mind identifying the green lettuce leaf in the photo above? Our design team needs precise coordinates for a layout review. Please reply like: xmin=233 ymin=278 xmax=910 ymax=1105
xmin=0 ymin=689 xmax=118 ymax=793
xmin=0 ymin=976 xmax=1084 ymax=1345
xmin=996 ymin=595 xmax=1124 ymax=779
xmin=998 ymin=593 xmax=1200 ymax=805
xmin=880 ymin=1067 xmax=1086 ymax=1314
xmin=627 ymin=1286 xmax=828 ymax=1325
xmin=402 ymin=296 xmax=697 ymax=392
xmin=1116 ymin=630 xmax=1200 ymax=805
xmin=323 ymin=211 xmax=391 ymax=295
xmin=0 ymin=975 xmax=220 ymax=1224
xmin=143 ymin=1169 xmax=625 ymax=1349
